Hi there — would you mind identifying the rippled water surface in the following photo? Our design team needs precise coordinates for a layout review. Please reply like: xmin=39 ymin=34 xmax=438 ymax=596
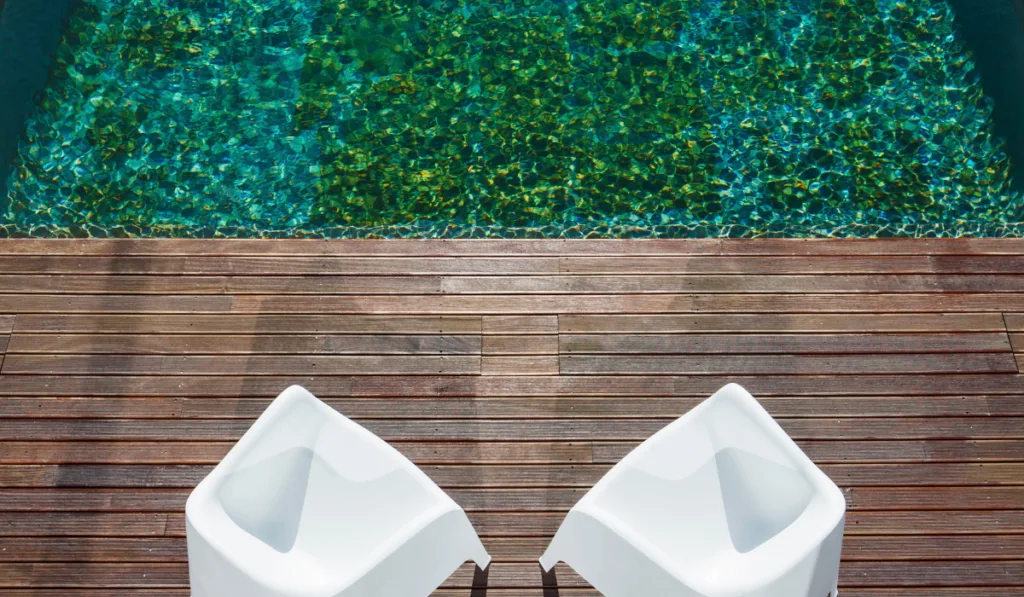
xmin=2 ymin=0 xmax=1022 ymax=237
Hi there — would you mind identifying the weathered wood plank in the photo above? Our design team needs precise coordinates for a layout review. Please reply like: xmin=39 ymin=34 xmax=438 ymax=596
xmin=14 ymin=274 xmax=1024 ymax=294
xmin=447 ymin=275 xmax=1024 ymax=294
xmin=0 ymin=256 xmax=561 ymax=275
xmin=0 ymin=513 xmax=168 ymax=536
xmin=561 ymin=313 xmax=1008 ymax=333
xmin=0 ymin=463 xmax=1021 ymax=488
xmin=9 ymin=255 xmax=1024 ymax=275
xmin=1 ymin=355 xmax=482 ymax=375
xmin=1 ymin=374 xmax=1022 ymax=396
xmin=1 ymin=438 xmax=1019 ymax=465
xmin=560 ymin=353 xmax=1019 ymax=375
xmin=481 ymin=315 xmax=557 ymax=335
xmin=0 ymin=317 xmax=12 ymax=335
xmin=481 ymin=356 xmax=560 ymax=376
xmin=1 ymin=239 xmax=1022 ymax=256
xmin=0 ymin=296 xmax=232 ymax=314
xmin=2 ymin=534 xmax=1019 ymax=563
xmin=6 ymin=334 xmax=482 ymax=355
xmin=0 ymin=394 xmax=1011 ymax=419
xmin=13 ymin=315 xmax=481 ymax=334
xmin=1010 ymin=333 xmax=1024 ymax=352
xmin=0 ymin=418 xmax=1020 ymax=441
xmin=229 ymin=294 xmax=1024 ymax=314
xmin=482 ymin=336 xmax=558 ymax=355
xmin=560 ymin=256 xmax=1024 ymax=275
xmin=0 ymin=560 xmax=1021 ymax=588
xmin=0 ymin=591 xmax=1018 ymax=597
xmin=562 ymin=333 xmax=1014 ymax=354
xmin=0 ymin=442 xmax=594 ymax=465
xmin=1007 ymin=313 xmax=1024 ymax=331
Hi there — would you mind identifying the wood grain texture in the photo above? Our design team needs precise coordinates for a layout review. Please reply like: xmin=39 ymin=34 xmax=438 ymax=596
xmin=1 ymin=239 xmax=1023 ymax=593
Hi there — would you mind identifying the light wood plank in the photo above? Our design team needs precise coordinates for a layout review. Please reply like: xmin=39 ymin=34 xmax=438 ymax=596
xmin=482 ymin=336 xmax=558 ymax=355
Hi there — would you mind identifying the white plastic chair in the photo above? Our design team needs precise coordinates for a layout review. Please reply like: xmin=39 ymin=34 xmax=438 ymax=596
xmin=540 ymin=383 xmax=845 ymax=597
xmin=186 ymin=385 xmax=490 ymax=597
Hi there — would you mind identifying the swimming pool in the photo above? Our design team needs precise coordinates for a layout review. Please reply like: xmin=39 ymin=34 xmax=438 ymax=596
xmin=1 ymin=0 xmax=1022 ymax=237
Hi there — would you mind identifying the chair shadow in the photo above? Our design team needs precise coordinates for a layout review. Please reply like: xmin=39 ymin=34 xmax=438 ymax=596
xmin=541 ymin=566 xmax=560 ymax=597
xmin=469 ymin=565 xmax=489 ymax=597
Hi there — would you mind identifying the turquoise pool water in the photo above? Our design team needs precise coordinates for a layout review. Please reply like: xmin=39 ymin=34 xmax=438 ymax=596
xmin=1 ymin=0 xmax=1022 ymax=237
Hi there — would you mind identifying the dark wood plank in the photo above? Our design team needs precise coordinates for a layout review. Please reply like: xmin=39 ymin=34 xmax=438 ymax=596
xmin=562 ymin=333 xmax=1014 ymax=354
xmin=0 ymin=560 xmax=1021 ymax=589
xmin=228 ymin=294 xmax=1024 ymax=314
xmin=2 ymin=534 xmax=1019 ymax=563
xmin=1 ymin=462 xmax=1021 ymax=488
xmin=561 ymin=313 xmax=1009 ymax=333
xmin=0 ymin=274 xmax=444 ymax=294
xmin=0 ymin=442 xmax=595 ymax=465
xmin=13 ymin=315 xmax=481 ymax=334
xmin=1 ymin=417 xmax=1021 ymax=441
xmin=560 ymin=353 xmax=1019 ymax=375
xmin=1 ymin=355 xmax=482 ymax=375
xmin=6 ymin=334 xmax=483 ymax=355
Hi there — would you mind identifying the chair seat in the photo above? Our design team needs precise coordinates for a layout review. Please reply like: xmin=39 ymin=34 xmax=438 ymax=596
xmin=542 ymin=383 xmax=846 ymax=597
xmin=186 ymin=385 xmax=490 ymax=597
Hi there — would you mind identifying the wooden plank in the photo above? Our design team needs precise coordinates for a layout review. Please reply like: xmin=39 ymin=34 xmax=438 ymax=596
xmin=0 ymin=275 xmax=444 ymax=294
xmin=0 ymin=560 xmax=1021 ymax=589
xmin=17 ymin=313 xmax=997 ymax=334
xmin=1011 ymin=333 xmax=1024 ymax=352
xmin=0 ymin=336 xmax=7 ymax=355
xmin=6 ymin=334 xmax=483 ymax=355
xmin=0 ymin=296 xmax=231 ymax=314
xmin=0 ymin=591 xmax=1017 ymax=597
xmin=0 ymin=374 xmax=1022 ymax=397
xmin=0 ymin=256 xmax=561 ymax=275
xmin=11 ymin=255 xmax=1024 ymax=275
xmin=562 ymin=333 xmax=1013 ymax=354
xmin=1 ymin=239 xmax=1023 ymax=256
xmin=481 ymin=356 xmax=559 ymax=376
xmin=0 ymin=317 xmax=12 ymax=334
xmin=445 ymin=274 xmax=1024 ymax=294
xmin=560 ymin=256 xmax=1024 ymax=274
xmin=1007 ymin=313 xmax=1024 ymax=331
xmin=481 ymin=315 xmax=557 ymax=335
xmin=0 ymin=394 xmax=1011 ymax=419
xmin=482 ymin=336 xmax=558 ymax=355
xmin=13 ymin=315 xmax=481 ymax=334
xmin=14 ymin=274 xmax=1024 ymax=294
xmin=2 ymin=534 xmax=1020 ymax=564
xmin=1 ymin=462 xmax=1021 ymax=488
xmin=1 ymin=438 xmax=1020 ymax=466
xmin=1 ymin=417 xmax=1021 ymax=441
xmin=0 ymin=513 xmax=168 ymax=536
xmin=1 ymin=355 xmax=482 ymax=375
xmin=228 ymin=293 xmax=1024 ymax=314
xmin=561 ymin=313 xmax=1009 ymax=333
xmin=847 ymin=487 xmax=1024 ymax=510
xmin=0 ymin=442 xmax=594 ymax=465
xmin=560 ymin=353 xmax=1019 ymax=375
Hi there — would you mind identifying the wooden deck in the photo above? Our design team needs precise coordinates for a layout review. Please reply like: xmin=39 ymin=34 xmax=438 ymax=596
xmin=0 ymin=238 xmax=1022 ymax=596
